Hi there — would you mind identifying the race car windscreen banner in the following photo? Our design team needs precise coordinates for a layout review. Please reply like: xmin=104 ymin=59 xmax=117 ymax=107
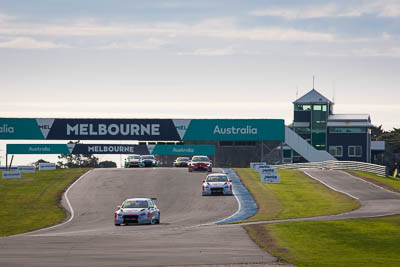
xmin=0 ymin=118 xmax=284 ymax=141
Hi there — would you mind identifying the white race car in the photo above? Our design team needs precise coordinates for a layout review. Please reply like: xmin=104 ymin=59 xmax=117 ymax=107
xmin=202 ymin=173 xmax=233 ymax=196
xmin=114 ymin=198 xmax=160 ymax=226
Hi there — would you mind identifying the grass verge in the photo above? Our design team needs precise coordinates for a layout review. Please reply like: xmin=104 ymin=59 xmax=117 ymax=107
xmin=0 ymin=168 xmax=90 ymax=237
xmin=245 ymin=216 xmax=400 ymax=266
xmin=347 ymin=170 xmax=400 ymax=193
xmin=233 ymin=168 xmax=359 ymax=222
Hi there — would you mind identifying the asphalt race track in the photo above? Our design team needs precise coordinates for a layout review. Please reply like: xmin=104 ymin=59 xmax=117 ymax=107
xmin=2 ymin=168 xmax=400 ymax=266
xmin=0 ymin=168 xmax=277 ymax=267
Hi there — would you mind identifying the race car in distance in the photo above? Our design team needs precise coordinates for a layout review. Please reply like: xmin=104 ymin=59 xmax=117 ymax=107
xmin=173 ymin=157 xmax=190 ymax=167
xmin=141 ymin=155 xmax=158 ymax=167
xmin=202 ymin=173 xmax=233 ymax=196
xmin=188 ymin=155 xmax=212 ymax=172
xmin=114 ymin=198 xmax=160 ymax=226
xmin=124 ymin=154 xmax=142 ymax=168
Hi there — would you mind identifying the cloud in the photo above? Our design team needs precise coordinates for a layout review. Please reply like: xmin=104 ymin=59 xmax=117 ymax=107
xmin=250 ymin=1 xmax=400 ymax=19
xmin=178 ymin=47 xmax=235 ymax=56
xmin=0 ymin=13 xmax=14 ymax=23
xmin=0 ymin=17 xmax=333 ymax=42
xmin=250 ymin=4 xmax=338 ymax=19
xmin=0 ymin=37 xmax=67 ymax=49
xmin=306 ymin=47 xmax=400 ymax=58
xmin=352 ymin=47 xmax=400 ymax=58
xmin=97 ymin=38 xmax=169 ymax=50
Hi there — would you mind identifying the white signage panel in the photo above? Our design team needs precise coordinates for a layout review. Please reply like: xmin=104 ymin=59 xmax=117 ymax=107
xmin=18 ymin=165 xmax=36 ymax=173
xmin=39 ymin=163 xmax=56 ymax=171
xmin=2 ymin=170 xmax=22 ymax=179
xmin=261 ymin=174 xmax=281 ymax=183
xmin=250 ymin=162 xmax=266 ymax=169
xmin=256 ymin=164 xmax=273 ymax=171
xmin=258 ymin=167 xmax=277 ymax=175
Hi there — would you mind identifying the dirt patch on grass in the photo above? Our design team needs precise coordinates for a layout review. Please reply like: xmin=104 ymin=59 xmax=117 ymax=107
xmin=244 ymin=224 xmax=293 ymax=264
xmin=347 ymin=171 xmax=400 ymax=194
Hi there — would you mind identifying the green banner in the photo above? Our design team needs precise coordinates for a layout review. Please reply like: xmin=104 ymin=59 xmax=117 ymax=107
xmin=150 ymin=145 xmax=215 ymax=156
xmin=182 ymin=119 xmax=284 ymax=141
xmin=7 ymin=144 xmax=70 ymax=154
xmin=0 ymin=119 xmax=44 ymax=139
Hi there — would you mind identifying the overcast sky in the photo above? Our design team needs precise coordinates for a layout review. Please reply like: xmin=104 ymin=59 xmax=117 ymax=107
xmin=1 ymin=0 xmax=399 ymax=165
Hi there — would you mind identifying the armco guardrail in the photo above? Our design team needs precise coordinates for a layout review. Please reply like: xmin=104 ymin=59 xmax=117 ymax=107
xmin=272 ymin=160 xmax=388 ymax=177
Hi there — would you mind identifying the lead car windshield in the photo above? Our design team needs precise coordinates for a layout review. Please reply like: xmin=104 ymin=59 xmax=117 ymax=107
xmin=206 ymin=176 xmax=228 ymax=182
xmin=122 ymin=200 xmax=148 ymax=208
xmin=192 ymin=157 xmax=209 ymax=162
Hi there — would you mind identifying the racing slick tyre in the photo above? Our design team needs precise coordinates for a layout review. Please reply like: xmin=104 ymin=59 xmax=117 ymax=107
xmin=188 ymin=169 xmax=192 ymax=172
xmin=208 ymin=168 xmax=212 ymax=172
xmin=115 ymin=224 xmax=121 ymax=226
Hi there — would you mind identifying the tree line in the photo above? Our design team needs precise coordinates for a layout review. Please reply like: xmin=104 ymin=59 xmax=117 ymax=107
xmin=372 ymin=126 xmax=400 ymax=174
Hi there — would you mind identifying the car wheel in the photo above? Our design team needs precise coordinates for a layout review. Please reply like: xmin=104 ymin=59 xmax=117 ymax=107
xmin=188 ymin=169 xmax=192 ymax=172
xmin=208 ymin=168 xmax=212 ymax=172
xmin=156 ymin=219 xmax=160 ymax=224
xmin=115 ymin=224 xmax=121 ymax=226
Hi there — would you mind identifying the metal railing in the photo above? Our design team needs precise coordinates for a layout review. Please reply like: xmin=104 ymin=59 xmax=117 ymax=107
xmin=272 ymin=160 xmax=388 ymax=177
xmin=284 ymin=126 xmax=337 ymax=162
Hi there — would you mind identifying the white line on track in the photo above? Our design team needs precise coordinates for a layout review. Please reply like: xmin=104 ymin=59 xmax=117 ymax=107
xmin=339 ymin=170 xmax=400 ymax=195
xmin=11 ymin=170 xmax=93 ymax=237
xmin=199 ymin=169 xmax=241 ymax=226
xmin=303 ymin=169 xmax=360 ymax=201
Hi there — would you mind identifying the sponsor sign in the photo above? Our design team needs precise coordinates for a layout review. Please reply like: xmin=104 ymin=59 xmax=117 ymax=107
xmin=151 ymin=145 xmax=215 ymax=156
xmin=7 ymin=144 xmax=214 ymax=156
xmin=2 ymin=170 xmax=22 ymax=179
xmin=182 ymin=119 xmax=284 ymax=141
xmin=17 ymin=165 xmax=36 ymax=173
xmin=250 ymin=162 xmax=267 ymax=169
xmin=72 ymin=144 xmax=149 ymax=155
xmin=258 ymin=166 xmax=277 ymax=176
xmin=7 ymin=144 xmax=70 ymax=154
xmin=261 ymin=174 xmax=280 ymax=183
xmin=39 ymin=163 xmax=56 ymax=171
xmin=0 ymin=118 xmax=284 ymax=141
xmin=0 ymin=166 xmax=18 ymax=171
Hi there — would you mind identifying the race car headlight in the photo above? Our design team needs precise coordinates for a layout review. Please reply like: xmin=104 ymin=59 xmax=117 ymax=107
xmin=224 ymin=184 xmax=229 ymax=188
xmin=140 ymin=212 xmax=146 ymax=216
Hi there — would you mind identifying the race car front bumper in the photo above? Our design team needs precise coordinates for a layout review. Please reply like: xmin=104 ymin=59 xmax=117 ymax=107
xmin=114 ymin=213 xmax=151 ymax=225
xmin=202 ymin=186 xmax=233 ymax=196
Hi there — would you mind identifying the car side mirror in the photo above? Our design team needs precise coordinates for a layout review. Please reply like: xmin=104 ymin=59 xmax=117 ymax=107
xmin=202 ymin=180 xmax=205 ymax=183
xmin=149 ymin=205 xmax=154 ymax=209
xmin=229 ymin=179 xmax=232 ymax=182
xmin=117 ymin=206 xmax=121 ymax=209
